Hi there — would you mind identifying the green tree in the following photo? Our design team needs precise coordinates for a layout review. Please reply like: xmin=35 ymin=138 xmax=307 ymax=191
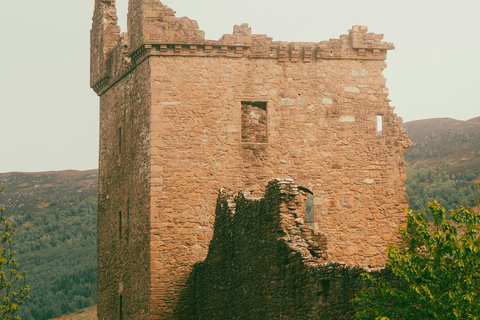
xmin=0 ymin=186 xmax=30 ymax=319
xmin=405 ymin=163 xmax=478 ymax=214
xmin=352 ymin=201 xmax=480 ymax=319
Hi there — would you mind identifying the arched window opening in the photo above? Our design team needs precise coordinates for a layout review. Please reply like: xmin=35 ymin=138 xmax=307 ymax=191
xmin=298 ymin=186 xmax=314 ymax=227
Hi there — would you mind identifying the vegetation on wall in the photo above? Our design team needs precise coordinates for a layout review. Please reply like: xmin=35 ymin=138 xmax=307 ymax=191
xmin=11 ymin=196 xmax=97 ymax=320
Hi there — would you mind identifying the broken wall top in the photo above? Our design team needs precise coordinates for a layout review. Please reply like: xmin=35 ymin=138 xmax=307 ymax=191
xmin=91 ymin=0 xmax=394 ymax=94
xmin=210 ymin=179 xmax=329 ymax=265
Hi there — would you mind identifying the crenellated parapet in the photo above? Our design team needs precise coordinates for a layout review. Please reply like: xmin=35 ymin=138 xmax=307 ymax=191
xmin=91 ymin=0 xmax=395 ymax=96
xmin=317 ymin=25 xmax=394 ymax=59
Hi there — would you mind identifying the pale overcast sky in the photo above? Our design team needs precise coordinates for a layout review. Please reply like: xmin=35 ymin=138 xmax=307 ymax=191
xmin=1 ymin=0 xmax=479 ymax=173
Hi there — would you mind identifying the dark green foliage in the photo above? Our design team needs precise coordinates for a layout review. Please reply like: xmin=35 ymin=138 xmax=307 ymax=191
xmin=10 ymin=196 xmax=97 ymax=320
xmin=353 ymin=202 xmax=480 ymax=319
xmin=405 ymin=163 xmax=478 ymax=214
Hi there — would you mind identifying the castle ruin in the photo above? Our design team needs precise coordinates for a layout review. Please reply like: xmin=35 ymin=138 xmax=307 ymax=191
xmin=90 ymin=1 xmax=410 ymax=318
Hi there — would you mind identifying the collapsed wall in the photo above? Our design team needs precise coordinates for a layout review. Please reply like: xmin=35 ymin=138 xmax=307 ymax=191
xmin=177 ymin=179 xmax=385 ymax=319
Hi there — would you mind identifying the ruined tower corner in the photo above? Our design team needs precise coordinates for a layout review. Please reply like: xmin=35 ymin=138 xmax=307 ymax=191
xmin=349 ymin=25 xmax=395 ymax=50
xmin=127 ymin=0 xmax=206 ymax=50
xmin=90 ymin=0 xmax=121 ymax=89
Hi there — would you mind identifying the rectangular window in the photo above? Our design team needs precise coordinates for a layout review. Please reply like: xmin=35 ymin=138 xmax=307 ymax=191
xmin=377 ymin=115 xmax=383 ymax=135
xmin=241 ymin=101 xmax=267 ymax=143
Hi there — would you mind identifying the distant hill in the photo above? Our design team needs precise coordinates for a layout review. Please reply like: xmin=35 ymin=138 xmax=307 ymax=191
xmin=0 ymin=170 xmax=97 ymax=219
xmin=402 ymin=117 xmax=480 ymax=214
xmin=403 ymin=117 xmax=480 ymax=179
xmin=0 ymin=170 xmax=98 ymax=320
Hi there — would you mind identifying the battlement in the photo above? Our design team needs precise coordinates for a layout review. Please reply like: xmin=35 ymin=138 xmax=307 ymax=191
xmin=91 ymin=0 xmax=394 ymax=95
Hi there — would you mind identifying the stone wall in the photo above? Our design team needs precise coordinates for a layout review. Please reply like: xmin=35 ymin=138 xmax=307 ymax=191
xmin=178 ymin=179 xmax=383 ymax=319
xmin=91 ymin=1 xmax=410 ymax=318
xmin=97 ymin=59 xmax=152 ymax=319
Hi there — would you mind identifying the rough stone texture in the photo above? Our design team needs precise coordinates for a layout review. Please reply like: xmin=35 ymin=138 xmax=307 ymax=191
xmin=96 ymin=57 xmax=152 ymax=320
xmin=179 ymin=179 xmax=385 ymax=319
xmin=91 ymin=1 xmax=410 ymax=319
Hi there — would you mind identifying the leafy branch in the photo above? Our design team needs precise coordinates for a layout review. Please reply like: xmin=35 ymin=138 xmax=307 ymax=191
xmin=0 ymin=186 xmax=30 ymax=320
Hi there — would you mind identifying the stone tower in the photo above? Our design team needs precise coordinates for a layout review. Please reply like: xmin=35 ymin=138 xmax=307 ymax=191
xmin=91 ymin=1 xmax=410 ymax=319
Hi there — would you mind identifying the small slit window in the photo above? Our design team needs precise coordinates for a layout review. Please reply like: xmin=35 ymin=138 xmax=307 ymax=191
xmin=321 ymin=280 xmax=331 ymax=303
xmin=126 ymin=198 xmax=130 ymax=242
xmin=119 ymin=211 xmax=122 ymax=239
xmin=241 ymin=101 xmax=267 ymax=143
xmin=377 ymin=115 xmax=383 ymax=135
xmin=118 ymin=127 xmax=122 ymax=152
xmin=119 ymin=294 xmax=123 ymax=320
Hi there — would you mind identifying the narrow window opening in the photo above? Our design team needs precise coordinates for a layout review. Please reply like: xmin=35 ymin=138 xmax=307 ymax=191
xmin=119 ymin=211 xmax=122 ymax=239
xmin=377 ymin=115 xmax=383 ymax=135
xmin=305 ymin=194 xmax=314 ymax=227
xmin=321 ymin=280 xmax=331 ymax=303
xmin=241 ymin=101 xmax=267 ymax=143
xmin=126 ymin=198 xmax=130 ymax=242
xmin=298 ymin=186 xmax=314 ymax=227
xmin=119 ymin=294 xmax=123 ymax=320
xmin=118 ymin=127 xmax=122 ymax=153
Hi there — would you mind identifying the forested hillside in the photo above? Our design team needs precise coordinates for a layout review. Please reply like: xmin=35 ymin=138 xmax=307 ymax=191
xmin=0 ymin=171 xmax=97 ymax=320
xmin=403 ymin=117 xmax=480 ymax=214
xmin=405 ymin=163 xmax=478 ymax=213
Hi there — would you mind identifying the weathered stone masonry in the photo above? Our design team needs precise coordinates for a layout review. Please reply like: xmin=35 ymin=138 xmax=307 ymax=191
xmin=91 ymin=1 xmax=410 ymax=319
